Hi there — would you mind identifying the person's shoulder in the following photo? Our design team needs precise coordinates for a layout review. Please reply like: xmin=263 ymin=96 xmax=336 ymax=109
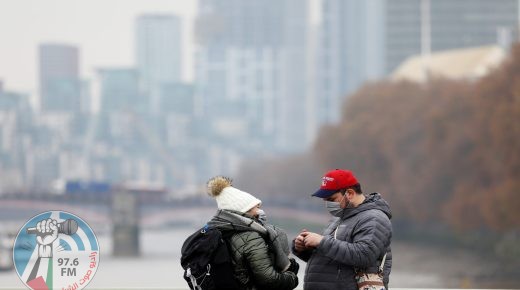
xmin=232 ymin=231 xmax=269 ymax=255
xmin=232 ymin=231 xmax=264 ymax=244
xmin=358 ymin=208 xmax=390 ymax=223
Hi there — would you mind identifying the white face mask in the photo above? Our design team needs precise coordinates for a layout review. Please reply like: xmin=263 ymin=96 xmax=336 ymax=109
xmin=256 ymin=209 xmax=267 ymax=223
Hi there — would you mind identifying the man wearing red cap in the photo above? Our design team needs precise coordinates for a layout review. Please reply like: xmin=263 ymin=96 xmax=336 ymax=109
xmin=292 ymin=169 xmax=393 ymax=290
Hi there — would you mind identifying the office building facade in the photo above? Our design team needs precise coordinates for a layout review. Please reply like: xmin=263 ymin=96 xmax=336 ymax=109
xmin=317 ymin=0 xmax=386 ymax=126
xmin=39 ymin=44 xmax=81 ymax=112
xmin=196 ymin=0 xmax=310 ymax=153
xmin=136 ymin=14 xmax=183 ymax=113
xmin=386 ymin=0 xmax=519 ymax=73
xmin=316 ymin=0 xmax=519 ymax=129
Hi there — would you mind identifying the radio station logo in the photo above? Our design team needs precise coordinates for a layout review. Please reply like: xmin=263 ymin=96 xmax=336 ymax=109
xmin=13 ymin=211 xmax=100 ymax=290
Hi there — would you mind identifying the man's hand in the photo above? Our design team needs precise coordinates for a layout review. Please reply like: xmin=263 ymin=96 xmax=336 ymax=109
xmin=35 ymin=219 xmax=59 ymax=258
xmin=294 ymin=229 xmax=311 ymax=252
xmin=301 ymin=231 xmax=323 ymax=248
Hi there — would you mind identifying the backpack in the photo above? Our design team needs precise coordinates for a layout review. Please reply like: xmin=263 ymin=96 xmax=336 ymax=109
xmin=181 ymin=225 xmax=240 ymax=290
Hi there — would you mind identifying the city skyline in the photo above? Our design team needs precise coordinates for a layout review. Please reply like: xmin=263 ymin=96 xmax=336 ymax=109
xmin=0 ymin=0 xmax=321 ymax=101
xmin=0 ymin=0 xmax=518 ymax=192
xmin=0 ymin=0 xmax=197 ymax=99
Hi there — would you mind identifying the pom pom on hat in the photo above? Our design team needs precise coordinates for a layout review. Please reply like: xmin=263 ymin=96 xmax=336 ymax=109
xmin=207 ymin=176 xmax=233 ymax=197
xmin=206 ymin=176 xmax=262 ymax=213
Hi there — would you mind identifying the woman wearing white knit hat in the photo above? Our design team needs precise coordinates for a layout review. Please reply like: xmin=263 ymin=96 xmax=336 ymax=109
xmin=208 ymin=176 xmax=263 ymax=214
xmin=205 ymin=176 xmax=299 ymax=290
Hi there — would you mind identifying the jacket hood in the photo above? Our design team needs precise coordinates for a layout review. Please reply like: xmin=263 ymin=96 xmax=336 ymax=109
xmin=341 ymin=192 xmax=392 ymax=220
xmin=207 ymin=209 xmax=267 ymax=235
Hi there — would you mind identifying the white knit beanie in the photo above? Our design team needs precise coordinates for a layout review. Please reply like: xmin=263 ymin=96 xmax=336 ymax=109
xmin=207 ymin=176 xmax=261 ymax=213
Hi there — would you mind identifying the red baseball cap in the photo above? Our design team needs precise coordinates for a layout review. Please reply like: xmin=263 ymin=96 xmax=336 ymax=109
xmin=312 ymin=169 xmax=359 ymax=198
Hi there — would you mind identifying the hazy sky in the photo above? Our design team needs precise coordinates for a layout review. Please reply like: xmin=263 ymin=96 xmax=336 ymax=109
xmin=0 ymin=0 xmax=197 ymax=96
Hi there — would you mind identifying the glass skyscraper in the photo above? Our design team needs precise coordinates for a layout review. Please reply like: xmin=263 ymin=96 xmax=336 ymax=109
xmin=136 ymin=14 xmax=183 ymax=113
xmin=316 ymin=0 xmax=518 ymax=129
xmin=39 ymin=44 xmax=81 ymax=112
xmin=386 ymin=0 xmax=519 ymax=73
xmin=196 ymin=0 xmax=310 ymax=153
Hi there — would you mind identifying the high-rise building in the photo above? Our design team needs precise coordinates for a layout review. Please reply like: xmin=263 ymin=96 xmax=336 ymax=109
xmin=136 ymin=14 xmax=183 ymax=113
xmin=0 ymin=84 xmax=33 ymax=189
xmin=317 ymin=0 xmax=386 ymax=126
xmin=39 ymin=44 xmax=81 ymax=112
xmin=386 ymin=0 xmax=519 ymax=73
xmin=196 ymin=0 xmax=310 ymax=153
xmin=97 ymin=68 xmax=142 ymax=113
xmin=316 ymin=0 xmax=519 ymax=129
xmin=159 ymin=82 xmax=195 ymax=115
